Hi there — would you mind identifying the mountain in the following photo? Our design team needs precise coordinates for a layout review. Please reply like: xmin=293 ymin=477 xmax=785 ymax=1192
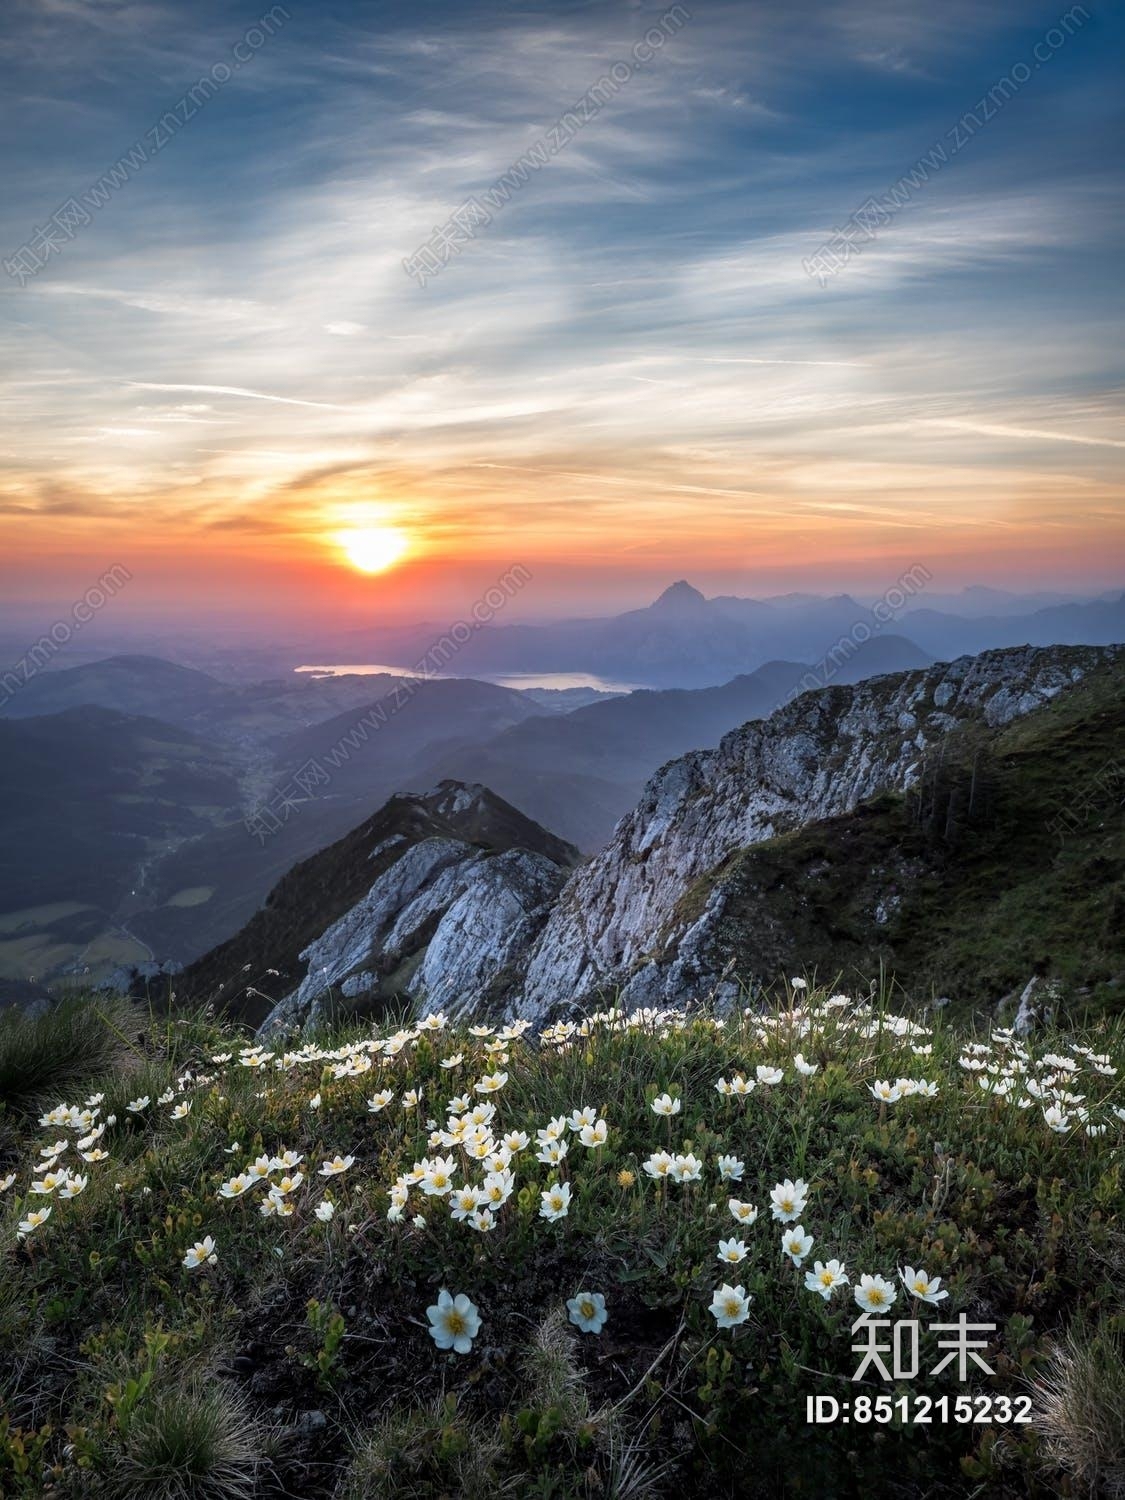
xmin=409 ymin=638 xmax=931 ymax=851
xmin=179 ymin=782 xmax=579 ymax=1031
xmin=232 ymin=643 xmax=1121 ymax=1038
xmin=684 ymin=664 xmax=1124 ymax=1017
xmin=332 ymin=582 xmax=1121 ymax=690
xmin=0 ymin=653 xmax=417 ymax=741
xmin=337 ymin=584 xmax=932 ymax=688
xmin=899 ymin=593 xmax=1125 ymax=659
xmin=0 ymin=706 xmax=243 ymax=980
xmin=0 ymin=655 xmax=234 ymax=724
xmin=274 ymin=677 xmax=545 ymax=794
xmin=515 ymin=644 xmax=1122 ymax=1020
xmin=647 ymin=579 xmax=710 ymax=615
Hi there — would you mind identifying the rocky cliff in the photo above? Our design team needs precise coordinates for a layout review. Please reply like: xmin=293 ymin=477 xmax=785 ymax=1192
xmin=184 ymin=644 xmax=1120 ymax=1035
xmin=177 ymin=781 xmax=579 ymax=1033
xmin=513 ymin=645 xmax=1119 ymax=1019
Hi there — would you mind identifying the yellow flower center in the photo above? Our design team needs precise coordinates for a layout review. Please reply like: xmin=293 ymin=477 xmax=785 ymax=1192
xmin=724 ymin=1297 xmax=741 ymax=1316
xmin=446 ymin=1311 xmax=465 ymax=1335
xmin=869 ymin=1290 xmax=885 ymax=1306
xmin=580 ymin=1300 xmax=595 ymax=1319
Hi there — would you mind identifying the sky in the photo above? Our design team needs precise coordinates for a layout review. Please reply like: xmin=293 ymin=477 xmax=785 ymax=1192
xmin=1 ymin=0 xmax=1123 ymax=631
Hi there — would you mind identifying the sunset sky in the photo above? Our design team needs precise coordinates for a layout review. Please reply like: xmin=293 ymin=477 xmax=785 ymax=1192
xmin=1 ymin=0 xmax=1123 ymax=629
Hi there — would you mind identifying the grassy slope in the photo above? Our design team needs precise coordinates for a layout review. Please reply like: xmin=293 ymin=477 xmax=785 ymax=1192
xmin=1 ymin=990 xmax=1123 ymax=1498
xmin=704 ymin=659 xmax=1125 ymax=1020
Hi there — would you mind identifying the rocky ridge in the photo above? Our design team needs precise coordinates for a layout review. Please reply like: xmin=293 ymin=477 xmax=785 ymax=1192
xmin=511 ymin=645 xmax=1119 ymax=1020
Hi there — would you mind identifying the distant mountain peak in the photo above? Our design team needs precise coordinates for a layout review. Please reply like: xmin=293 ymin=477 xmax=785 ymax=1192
xmin=650 ymin=580 xmax=707 ymax=613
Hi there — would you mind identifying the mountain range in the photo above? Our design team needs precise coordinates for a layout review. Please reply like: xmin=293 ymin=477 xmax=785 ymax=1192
xmin=329 ymin=580 xmax=1125 ymax=689
xmin=175 ymin=643 xmax=1123 ymax=1031
xmin=1 ymin=581 xmax=1121 ymax=994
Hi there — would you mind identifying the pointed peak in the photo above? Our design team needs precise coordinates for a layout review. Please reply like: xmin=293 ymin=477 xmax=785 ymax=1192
xmin=650 ymin=580 xmax=707 ymax=613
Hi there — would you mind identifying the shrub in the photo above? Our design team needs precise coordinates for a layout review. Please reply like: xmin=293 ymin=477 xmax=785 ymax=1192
xmin=338 ymin=1394 xmax=504 ymax=1499
xmin=0 ymin=993 xmax=140 ymax=1118
xmin=1033 ymin=1315 xmax=1125 ymax=1497
xmin=107 ymin=1381 xmax=263 ymax=1500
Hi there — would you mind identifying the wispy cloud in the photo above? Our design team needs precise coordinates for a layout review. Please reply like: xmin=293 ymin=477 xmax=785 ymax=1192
xmin=0 ymin=0 xmax=1121 ymax=607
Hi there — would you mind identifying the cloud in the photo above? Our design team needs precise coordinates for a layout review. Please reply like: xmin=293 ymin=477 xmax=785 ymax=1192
xmin=125 ymin=383 xmax=347 ymax=411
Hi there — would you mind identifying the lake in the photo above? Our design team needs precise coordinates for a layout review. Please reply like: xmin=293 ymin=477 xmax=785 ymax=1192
xmin=295 ymin=665 xmax=640 ymax=693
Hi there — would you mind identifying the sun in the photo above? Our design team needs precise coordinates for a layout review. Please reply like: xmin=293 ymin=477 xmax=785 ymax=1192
xmin=335 ymin=525 xmax=410 ymax=574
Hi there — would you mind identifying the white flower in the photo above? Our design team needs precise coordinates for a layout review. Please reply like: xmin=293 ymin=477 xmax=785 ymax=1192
xmin=854 ymin=1274 xmax=897 ymax=1314
xmin=643 ymin=1151 xmax=674 ymax=1179
xmin=30 ymin=1170 xmax=70 ymax=1195
xmin=728 ymin=1198 xmax=758 ymax=1225
xmin=672 ymin=1152 xmax=703 ymax=1183
xmin=1043 ymin=1105 xmax=1070 ymax=1133
xmin=578 ymin=1120 xmax=608 ymax=1148
xmin=717 ymin=1237 xmax=748 ymax=1265
xmin=367 ymin=1090 xmax=394 ymax=1112
xmin=319 ymin=1155 xmax=355 ymax=1177
xmin=870 ymin=1080 xmax=902 ymax=1103
xmin=421 ymin=1156 xmax=457 ymax=1196
xmin=126 ymin=1096 xmax=150 ymax=1113
xmin=481 ymin=1169 xmax=515 ymax=1209
xmin=790 ymin=977 xmax=807 ymax=991
xmin=475 ymin=1071 xmax=508 ymax=1094
xmin=171 ymin=1100 xmax=192 ymax=1119
xmin=426 ymin=1289 xmax=480 ymax=1354
xmin=183 ymin=1236 xmax=218 ymax=1270
xmin=219 ymin=1174 xmax=255 ymax=1199
xmin=440 ymin=1053 xmax=464 ymax=1070
xmin=651 ymin=1092 xmax=681 ymax=1117
xmin=709 ymin=1283 xmax=752 ymax=1328
xmin=793 ymin=1054 xmax=818 ymax=1076
xmin=756 ymin=1065 xmax=784 ymax=1086
xmin=567 ymin=1291 xmax=608 ymax=1334
xmin=17 ymin=1206 xmax=52 ymax=1239
xmin=769 ymin=1178 xmax=808 ymax=1222
xmin=0 ymin=1173 xmax=15 ymax=1194
xmin=467 ymin=1209 xmax=496 ymax=1233
xmin=716 ymin=1154 xmax=744 ymax=1182
xmin=568 ymin=1106 xmax=598 ymax=1131
xmin=539 ymin=1182 xmax=572 ymax=1222
xmin=58 ymin=1174 xmax=88 ymax=1199
xmin=805 ymin=1259 xmax=848 ymax=1300
xmin=899 ymin=1266 xmax=948 ymax=1305
xmin=781 ymin=1225 xmax=814 ymax=1267
xmin=314 ymin=1200 xmax=335 ymax=1222
xmin=450 ymin=1186 xmax=482 ymax=1221
xmin=308 ymin=1093 xmax=321 ymax=1110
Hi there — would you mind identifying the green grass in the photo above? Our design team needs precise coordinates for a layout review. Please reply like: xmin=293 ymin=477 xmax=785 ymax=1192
xmin=706 ymin=659 xmax=1125 ymax=1021
xmin=0 ymin=987 xmax=1122 ymax=1498
xmin=0 ymin=993 xmax=142 ymax=1118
